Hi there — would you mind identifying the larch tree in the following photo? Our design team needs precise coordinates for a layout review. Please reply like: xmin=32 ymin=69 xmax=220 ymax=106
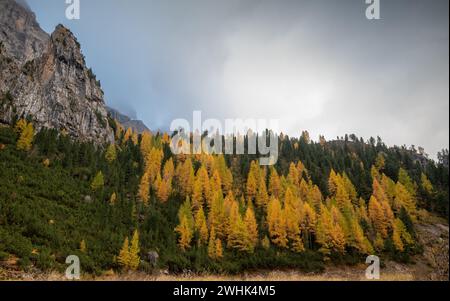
xmin=16 ymin=122 xmax=34 ymax=151
xmin=175 ymin=197 xmax=194 ymax=251
xmin=246 ymin=170 xmax=257 ymax=202
xmin=268 ymin=168 xmax=282 ymax=199
xmin=256 ymin=176 xmax=269 ymax=209
xmin=194 ymin=206 xmax=209 ymax=245
xmin=140 ymin=131 xmax=153 ymax=158
xmin=105 ymin=144 xmax=117 ymax=163
xmin=368 ymin=195 xmax=393 ymax=238
xmin=138 ymin=172 xmax=150 ymax=205
xmin=421 ymin=173 xmax=434 ymax=195
xmin=128 ymin=229 xmax=140 ymax=270
xmin=316 ymin=204 xmax=346 ymax=256
xmin=267 ymin=198 xmax=287 ymax=248
xmin=123 ymin=127 xmax=133 ymax=143
xmin=14 ymin=118 xmax=27 ymax=134
xmin=80 ymin=239 xmax=87 ymax=253
xmin=91 ymin=171 xmax=104 ymax=191
xmin=215 ymin=239 xmax=223 ymax=259
xmin=284 ymin=198 xmax=304 ymax=253
xmin=398 ymin=168 xmax=417 ymax=198
xmin=227 ymin=201 xmax=252 ymax=253
xmin=157 ymin=178 xmax=170 ymax=203
xmin=208 ymin=225 xmax=217 ymax=259
xmin=244 ymin=206 xmax=258 ymax=250
xmin=117 ymin=237 xmax=130 ymax=269
xmin=394 ymin=182 xmax=416 ymax=218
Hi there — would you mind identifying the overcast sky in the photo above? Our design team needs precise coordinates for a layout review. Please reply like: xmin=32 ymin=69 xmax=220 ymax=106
xmin=25 ymin=0 xmax=449 ymax=157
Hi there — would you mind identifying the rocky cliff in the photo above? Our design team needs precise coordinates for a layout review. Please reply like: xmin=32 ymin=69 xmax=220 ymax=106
xmin=0 ymin=0 xmax=114 ymax=144
xmin=106 ymin=106 xmax=150 ymax=134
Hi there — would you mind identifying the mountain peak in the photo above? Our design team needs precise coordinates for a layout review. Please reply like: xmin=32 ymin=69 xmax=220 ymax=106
xmin=0 ymin=0 xmax=114 ymax=144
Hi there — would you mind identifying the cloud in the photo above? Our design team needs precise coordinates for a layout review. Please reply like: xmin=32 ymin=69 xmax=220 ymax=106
xmin=27 ymin=0 xmax=449 ymax=157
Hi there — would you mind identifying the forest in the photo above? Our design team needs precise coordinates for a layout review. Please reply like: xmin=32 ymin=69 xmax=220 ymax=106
xmin=0 ymin=117 xmax=448 ymax=275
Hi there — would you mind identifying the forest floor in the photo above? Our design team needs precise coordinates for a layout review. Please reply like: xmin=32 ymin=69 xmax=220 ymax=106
xmin=1 ymin=221 xmax=448 ymax=281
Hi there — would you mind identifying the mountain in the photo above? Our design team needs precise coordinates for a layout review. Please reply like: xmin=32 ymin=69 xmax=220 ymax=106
xmin=106 ymin=106 xmax=150 ymax=134
xmin=0 ymin=0 xmax=114 ymax=144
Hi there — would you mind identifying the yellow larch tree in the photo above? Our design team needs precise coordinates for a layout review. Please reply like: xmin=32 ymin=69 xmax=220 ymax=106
xmin=175 ymin=197 xmax=194 ymax=251
xmin=227 ymin=201 xmax=252 ymax=253
xmin=128 ymin=229 xmax=140 ymax=270
xmin=117 ymin=237 xmax=130 ymax=269
xmin=394 ymin=182 xmax=416 ymax=218
xmin=268 ymin=168 xmax=282 ymax=199
xmin=244 ymin=205 xmax=258 ymax=250
xmin=208 ymin=225 xmax=217 ymax=259
xmin=194 ymin=206 xmax=209 ymax=245
xmin=105 ymin=144 xmax=117 ymax=163
xmin=368 ymin=195 xmax=385 ymax=236
xmin=138 ymin=172 xmax=150 ymax=205
xmin=16 ymin=122 xmax=34 ymax=151
xmin=256 ymin=175 xmax=269 ymax=209
xmin=267 ymin=198 xmax=287 ymax=248
xmin=246 ymin=170 xmax=257 ymax=202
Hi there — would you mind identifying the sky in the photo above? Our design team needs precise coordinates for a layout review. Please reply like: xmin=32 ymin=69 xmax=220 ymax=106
xmin=24 ymin=0 xmax=449 ymax=158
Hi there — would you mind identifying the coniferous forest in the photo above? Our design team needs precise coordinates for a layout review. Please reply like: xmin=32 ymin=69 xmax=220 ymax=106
xmin=1 ymin=117 xmax=448 ymax=276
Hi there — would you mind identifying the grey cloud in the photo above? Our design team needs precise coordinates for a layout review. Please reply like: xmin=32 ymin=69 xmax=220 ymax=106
xmin=27 ymin=0 xmax=449 ymax=158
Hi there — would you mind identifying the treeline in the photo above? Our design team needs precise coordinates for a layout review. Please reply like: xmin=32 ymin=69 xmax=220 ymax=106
xmin=0 ymin=119 xmax=448 ymax=275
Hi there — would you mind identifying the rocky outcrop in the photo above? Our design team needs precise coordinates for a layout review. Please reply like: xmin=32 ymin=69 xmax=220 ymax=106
xmin=0 ymin=0 xmax=114 ymax=144
xmin=107 ymin=106 xmax=150 ymax=134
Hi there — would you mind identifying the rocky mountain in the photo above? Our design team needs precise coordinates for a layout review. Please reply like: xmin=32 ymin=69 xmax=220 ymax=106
xmin=106 ymin=106 xmax=150 ymax=134
xmin=0 ymin=0 xmax=114 ymax=144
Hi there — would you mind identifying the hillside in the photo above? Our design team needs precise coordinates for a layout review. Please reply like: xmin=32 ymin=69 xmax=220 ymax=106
xmin=0 ymin=0 xmax=448 ymax=281
xmin=0 ymin=122 xmax=448 ymax=279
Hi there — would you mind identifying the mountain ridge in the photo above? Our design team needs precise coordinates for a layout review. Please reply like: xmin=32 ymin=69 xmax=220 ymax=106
xmin=0 ymin=0 xmax=114 ymax=144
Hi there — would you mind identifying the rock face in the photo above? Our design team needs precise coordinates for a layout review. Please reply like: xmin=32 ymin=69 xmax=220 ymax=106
xmin=107 ymin=106 xmax=150 ymax=134
xmin=0 ymin=0 xmax=114 ymax=144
